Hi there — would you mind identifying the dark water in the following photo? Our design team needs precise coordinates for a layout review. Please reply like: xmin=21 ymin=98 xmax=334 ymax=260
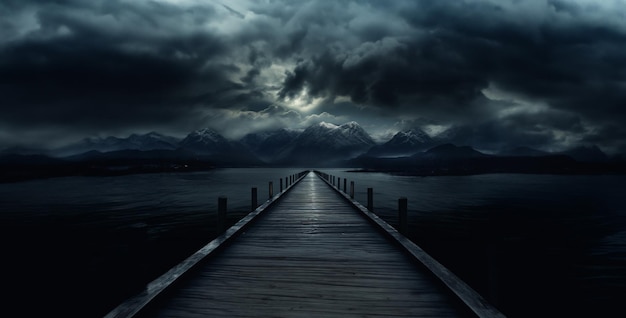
xmin=323 ymin=169 xmax=626 ymax=317
xmin=1 ymin=169 xmax=625 ymax=317
xmin=0 ymin=168 xmax=304 ymax=317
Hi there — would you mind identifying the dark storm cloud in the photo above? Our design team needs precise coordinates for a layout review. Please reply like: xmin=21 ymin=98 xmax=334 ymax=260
xmin=277 ymin=0 xmax=623 ymax=112
xmin=267 ymin=0 xmax=626 ymax=152
xmin=1 ymin=0 xmax=625 ymax=153
xmin=278 ymin=34 xmax=487 ymax=110
xmin=0 ymin=1 xmax=232 ymax=130
xmin=0 ymin=0 xmax=265 ymax=146
xmin=446 ymin=111 xmax=585 ymax=152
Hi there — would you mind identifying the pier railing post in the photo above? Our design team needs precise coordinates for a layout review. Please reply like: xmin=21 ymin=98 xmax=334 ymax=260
xmin=338 ymin=177 xmax=341 ymax=189
xmin=350 ymin=181 xmax=355 ymax=199
xmin=218 ymin=196 xmax=227 ymax=232
xmin=367 ymin=188 xmax=373 ymax=211
xmin=398 ymin=197 xmax=408 ymax=235
xmin=269 ymin=181 xmax=273 ymax=198
xmin=343 ymin=179 xmax=347 ymax=192
xmin=251 ymin=187 xmax=258 ymax=211
xmin=280 ymin=179 xmax=283 ymax=192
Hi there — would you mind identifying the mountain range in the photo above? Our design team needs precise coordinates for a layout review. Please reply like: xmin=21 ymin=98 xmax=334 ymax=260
xmin=1 ymin=121 xmax=623 ymax=181
xmin=16 ymin=122 xmax=379 ymax=166
xmin=271 ymin=122 xmax=376 ymax=165
xmin=365 ymin=128 xmax=434 ymax=158
xmin=53 ymin=132 xmax=180 ymax=157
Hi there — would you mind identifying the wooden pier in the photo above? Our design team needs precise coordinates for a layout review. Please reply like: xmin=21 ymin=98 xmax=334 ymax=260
xmin=106 ymin=171 xmax=504 ymax=318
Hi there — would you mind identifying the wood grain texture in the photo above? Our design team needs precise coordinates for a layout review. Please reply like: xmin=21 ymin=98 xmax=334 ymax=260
xmin=316 ymin=172 xmax=506 ymax=318
xmin=144 ymin=173 xmax=471 ymax=318
xmin=105 ymin=172 xmax=309 ymax=318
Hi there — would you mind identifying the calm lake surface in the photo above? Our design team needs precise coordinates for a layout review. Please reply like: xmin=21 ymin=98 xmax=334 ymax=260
xmin=1 ymin=168 xmax=625 ymax=317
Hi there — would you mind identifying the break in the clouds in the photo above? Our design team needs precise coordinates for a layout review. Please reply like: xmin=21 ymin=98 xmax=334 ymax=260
xmin=1 ymin=0 xmax=625 ymax=153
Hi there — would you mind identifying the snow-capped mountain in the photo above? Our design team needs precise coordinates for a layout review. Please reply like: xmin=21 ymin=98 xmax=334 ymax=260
xmin=53 ymin=132 xmax=179 ymax=157
xmin=296 ymin=122 xmax=375 ymax=149
xmin=365 ymin=128 xmax=433 ymax=157
xmin=276 ymin=121 xmax=376 ymax=165
xmin=179 ymin=128 xmax=262 ymax=165
xmin=179 ymin=128 xmax=232 ymax=155
xmin=240 ymin=128 xmax=300 ymax=162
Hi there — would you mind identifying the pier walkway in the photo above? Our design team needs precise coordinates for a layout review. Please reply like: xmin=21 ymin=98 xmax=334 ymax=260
xmin=107 ymin=171 xmax=503 ymax=318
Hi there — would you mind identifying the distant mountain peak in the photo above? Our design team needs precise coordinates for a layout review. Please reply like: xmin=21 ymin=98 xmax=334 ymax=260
xmin=392 ymin=128 xmax=431 ymax=145
xmin=191 ymin=127 xmax=223 ymax=137
xmin=180 ymin=128 xmax=230 ymax=152
xmin=364 ymin=127 xmax=432 ymax=157
xmin=184 ymin=128 xmax=228 ymax=145
xmin=273 ymin=121 xmax=375 ymax=165
xmin=339 ymin=121 xmax=360 ymax=128
xmin=311 ymin=121 xmax=367 ymax=132
xmin=317 ymin=121 xmax=339 ymax=129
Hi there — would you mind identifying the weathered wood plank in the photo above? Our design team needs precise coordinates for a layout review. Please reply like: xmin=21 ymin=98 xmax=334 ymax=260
xmin=142 ymin=173 xmax=472 ymax=318
xmin=104 ymin=172 xmax=309 ymax=318
xmin=316 ymin=171 xmax=506 ymax=318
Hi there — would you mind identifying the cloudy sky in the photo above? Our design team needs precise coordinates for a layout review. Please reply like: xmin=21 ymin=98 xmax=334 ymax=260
xmin=1 ymin=0 xmax=625 ymax=153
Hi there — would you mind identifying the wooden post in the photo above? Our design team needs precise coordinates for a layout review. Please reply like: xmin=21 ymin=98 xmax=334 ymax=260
xmin=218 ymin=196 xmax=227 ymax=232
xmin=280 ymin=178 xmax=283 ymax=192
xmin=338 ymin=177 xmax=341 ymax=189
xmin=251 ymin=187 xmax=258 ymax=211
xmin=343 ymin=179 xmax=347 ymax=192
xmin=367 ymin=188 xmax=373 ymax=211
xmin=398 ymin=197 xmax=408 ymax=235
xmin=269 ymin=181 xmax=273 ymax=198
xmin=350 ymin=181 xmax=354 ymax=199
